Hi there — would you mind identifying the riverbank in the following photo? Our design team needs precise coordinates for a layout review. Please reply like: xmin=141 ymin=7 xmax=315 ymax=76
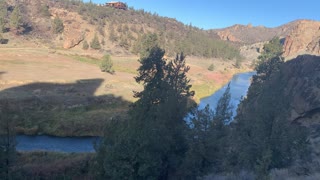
xmin=11 ymin=151 xmax=94 ymax=179
xmin=15 ymin=72 xmax=255 ymax=153
xmin=0 ymin=48 xmax=253 ymax=137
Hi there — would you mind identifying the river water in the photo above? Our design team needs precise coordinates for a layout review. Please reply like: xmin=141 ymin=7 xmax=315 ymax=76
xmin=199 ymin=71 xmax=256 ymax=119
xmin=16 ymin=72 xmax=255 ymax=152
xmin=16 ymin=135 xmax=99 ymax=152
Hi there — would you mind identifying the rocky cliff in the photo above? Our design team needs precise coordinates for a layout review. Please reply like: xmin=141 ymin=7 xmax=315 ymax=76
xmin=239 ymin=54 xmax=320 ymax=128
xmin=237 ymin=55 xmax=320 ymax=172
xmin=212 ymin=20 xmax=320 ymax=59
xmin=274 ymin=55 xmax=320 ymax=172
xmin=283 ymin=20 xmax=320 ymax=57
xmin=281 ymin=55 xmax=320 ymax=126
xmin=210 ymin=21 xmax=298 ymax=44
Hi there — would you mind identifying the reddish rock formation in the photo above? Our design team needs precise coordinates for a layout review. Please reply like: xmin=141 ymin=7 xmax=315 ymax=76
xmin=216 ymin=30 xmax=241 ymax=42
xmin=211 ymin=21 xmax=298 ymax=44
xmin=283 ymin=20 xmax=320 ymax=57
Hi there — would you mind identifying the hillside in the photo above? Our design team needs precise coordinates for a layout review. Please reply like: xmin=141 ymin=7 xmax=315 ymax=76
xmin=0 ymin=0 xmax=242 ymax=60
xmin=211 ymin=19 xmax=320 ymax=59
xmin=210 ymin=21 xmax=299 ymax=44
xmin=1 ymin=1 xmax=320 ymax=61
xmin=283 ymin=20 xmax=320 ymax=57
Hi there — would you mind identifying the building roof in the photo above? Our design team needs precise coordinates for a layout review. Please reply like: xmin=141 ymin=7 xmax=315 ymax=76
xmin=107 ymin=1 xmax=122 ymax=4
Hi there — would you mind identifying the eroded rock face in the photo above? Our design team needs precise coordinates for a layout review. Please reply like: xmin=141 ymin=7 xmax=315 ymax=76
xmin=51 ymin=8 xmax=85 ymax=49
xmin=238 ymin=55 xmax=320 ymax=126
xmin=283 ymin=20 xmax=320 ymax=57
xmin=63 ymin=23 xmax=85 ymax=49
xmin=211 ymin=21 xmax=298 ymax=44
xmin=217 ymin=30 xmax=241 ymax=42
xmin=281 ymin=55 xmax=320 ymax=124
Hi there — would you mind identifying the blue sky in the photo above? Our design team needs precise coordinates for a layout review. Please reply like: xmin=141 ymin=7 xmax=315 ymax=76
xmin=88 ymin=0 xmax=320 ymax=29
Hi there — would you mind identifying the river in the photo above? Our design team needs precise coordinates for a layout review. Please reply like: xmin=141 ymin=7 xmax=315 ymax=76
xmin=199 ymin=71 xmax=256 ymax=119
xmin=16 ymin=71 xmax=255 ymax=152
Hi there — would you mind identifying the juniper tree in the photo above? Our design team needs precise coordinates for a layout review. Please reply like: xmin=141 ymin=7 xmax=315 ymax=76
xmin=52 ymin=16 xmax=64 ymax=34
xmin=182 ymin=84 xmax=233 ymax=178
xmin=96 ymin=47 xmax=195 ymax=179
xmin=10 ymin=5 xmax=23 ymax=34
xmin=90 ymin=33 xmax=101 ymax=50
xmin=0 ymin=0 xmax=7 ymax=33
xmin=231 ymin=38 xmax=309 ymax=178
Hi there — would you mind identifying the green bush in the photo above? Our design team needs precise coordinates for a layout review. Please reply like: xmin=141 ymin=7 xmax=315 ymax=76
xmin=82 ymin=40 xmax=89 ymax=50
xmin=52 ymin=16 xmax=64 ymax=34
xmin=90 ymin=33 xmax=101 ymax=50
xmin=100 ymin=54 xmax=114 ymax=74
xmin=208 ymin=63 xmax=215 ymax=71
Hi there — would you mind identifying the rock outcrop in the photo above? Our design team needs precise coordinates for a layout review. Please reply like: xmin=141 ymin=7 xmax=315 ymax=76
xmin=51 ymin=8 xmax=85 ymax=49
xmin=210 ymin=21 xmax=299 ymax=44
xmin=283 ymin=20 xmax=320 ymax=57
xmin=235 ymin=55 xmax=320 ymax=175
xmin=63 ymin=23 xmax=85 ymax=49
xmin=238 ymin=55 xmax=320 ymax=126
xmin=281 ymin=55 xmax=320 ymax=125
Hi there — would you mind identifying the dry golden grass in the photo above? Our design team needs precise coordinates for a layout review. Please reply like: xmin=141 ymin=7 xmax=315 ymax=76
xmin=0 ymin=47 xmax=252 ymax=136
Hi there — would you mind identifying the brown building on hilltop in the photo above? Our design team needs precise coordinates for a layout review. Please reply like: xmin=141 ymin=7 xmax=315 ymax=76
xmin=106 ymin=1 xmax=127 ymax=10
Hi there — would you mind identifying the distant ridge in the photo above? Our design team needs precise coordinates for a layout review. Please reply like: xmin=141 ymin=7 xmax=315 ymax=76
xmin=208 ymin=20 xmax=304 ymax=44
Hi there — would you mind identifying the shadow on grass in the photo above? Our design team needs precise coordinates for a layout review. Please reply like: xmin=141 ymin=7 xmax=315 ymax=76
xmin=0 ymin=71 xmax=5 ymax=79
xmin=0 ymin=78 xmax=132 ymax=136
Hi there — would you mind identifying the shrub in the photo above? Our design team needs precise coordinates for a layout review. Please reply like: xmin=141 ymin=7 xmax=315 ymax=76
xmin=100 ymin=54 xmax=114 ymax=74
xmin=235 ymin=58 xmax=242 ymax=69
xmin=39 ymin=4 xmax=50 ymax=17
xmin=52 ymin=16 xmax=64 ymax=34
xmin=90 ymin=33 xmax=101 ymax=50
xmin=82 ymin=40 xmax=89 ymax=50
xmin=208 ymin=63 xmax=214 ymax=71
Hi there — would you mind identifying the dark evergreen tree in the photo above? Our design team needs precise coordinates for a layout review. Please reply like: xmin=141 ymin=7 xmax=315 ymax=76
xmin=132 ymin=33 xmax=159 ymax=58
xmin=0 ymin=100 xmax=16 ymax=179
xmin=96 ymin=47 xmax=195 ymax=179
xmin=90 ymin=33 xmax=101 ymax=50
xmin=10 ymin=5 xmax=23 ymax=34
xmin=213 ymin=83 xmax=233 ymax=125
xmin=82 ymin=39 xmax=89 ymax=50
xmin=0 ymin=1 xmax=7 ymax=33
xmin=231 ymin=38 xmax=309 ymax=178
xmin=258 ymin=37 xmax=283 ymax=61
xmin=52 ymin=16 xmax=64 ymax=34
xmin=181 ymin=84 xmax=233 ymax=178
xmin=181 ymin=105 xmax=215 ymax=179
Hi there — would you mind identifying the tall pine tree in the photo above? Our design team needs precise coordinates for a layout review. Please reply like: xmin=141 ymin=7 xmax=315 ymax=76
xmin=96 ymin=46 xmax=195 ymax=179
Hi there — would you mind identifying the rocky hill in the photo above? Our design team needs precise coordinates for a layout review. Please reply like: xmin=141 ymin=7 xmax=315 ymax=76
xmin=0 ymin=0 xmax=241 ymax=60
xmin=283 ymin=20 xmax=320 ymax=57
xmin=209 ymin=21 xmax=299 ymax=44
xmin=1 ymin=0 xmax=320 ymax=60
xmin=211 ymin=20 xmax=320 ymax=59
